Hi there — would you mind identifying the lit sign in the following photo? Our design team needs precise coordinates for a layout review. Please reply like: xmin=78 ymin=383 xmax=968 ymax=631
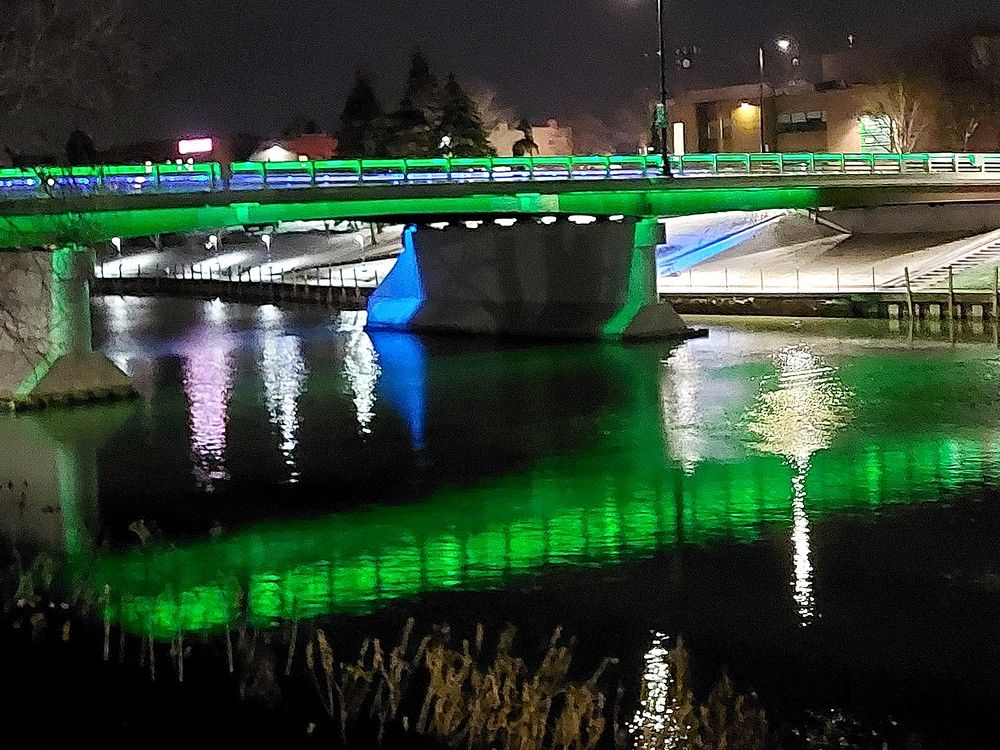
xmin=178 ymin=137 xmax=214 ymax=155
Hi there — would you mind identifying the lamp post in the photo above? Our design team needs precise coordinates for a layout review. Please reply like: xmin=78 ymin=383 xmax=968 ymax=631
xmin=757 ymin=37 xmax=794 ymax=154
xmin=758 ymin=45 xmax=766 ymax=152
xmin=656 ymin=0 xmax=672 ymax=177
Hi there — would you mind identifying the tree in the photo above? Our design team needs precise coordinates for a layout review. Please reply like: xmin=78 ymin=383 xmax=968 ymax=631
xmin=511 ymin=118 xmax=538 ymax=157
xmin=927 ymin=25 xmax=1000 ymax=149
xmin=435 ymin=74 xmax=494 ymax=157
xmin=467 ymin=84 xmax=514 ymax=135
xmin=337 ymin=69 xmax=383 ymax=157
xmin=65 ymin=128 xmax=97 ymax=165
xmin=0 ymin=0 xmax=141 ymax=150
xmin=384 ymin=49 xmax=441 ymax=156
xmin=861 ymin=83 xmax=930 ymax=153
xmin=282 ymin=116 xmax=323 ymax=138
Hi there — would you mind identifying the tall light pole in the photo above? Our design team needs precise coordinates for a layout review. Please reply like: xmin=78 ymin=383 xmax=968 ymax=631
xmin=656 ymin=0 xmax=672 ymax=177
xmin=758 ymin=45 xmax=766 ymax=153
xmin=757 ymin=37 xmax=794 ymax=154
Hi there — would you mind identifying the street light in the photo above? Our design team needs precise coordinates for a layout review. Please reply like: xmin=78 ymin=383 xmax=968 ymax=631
xmin=655 ymin=0 xmax=672 ymax=178
xmin=757 ymin=36 xmax=796 ymax=153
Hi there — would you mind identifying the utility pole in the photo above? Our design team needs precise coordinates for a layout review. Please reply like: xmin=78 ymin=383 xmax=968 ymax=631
xmin=758 ymin=46 xmax=766 ymax=152
xmin=656 ymin=0 xmax=673 ymax=177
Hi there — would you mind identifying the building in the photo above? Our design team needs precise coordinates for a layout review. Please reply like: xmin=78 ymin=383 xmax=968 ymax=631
xmin=488 ymin=119 xmax=574 ymax=156
xmin=665 ymin=48 xmax=999 ymax=156
xmin=248 ymin=133 xmax=338 ymax=162
xmin=667 ymin=79 xmax=906 ymax=156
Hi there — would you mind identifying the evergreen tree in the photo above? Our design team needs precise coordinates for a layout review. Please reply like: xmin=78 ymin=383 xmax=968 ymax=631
xmin=385 ymin=49 xmax=441 ymax=156
xmin=338 ymin=69 xmax=383 ymax=157
xmin=436 ymin=73 xmax=495 ymax=157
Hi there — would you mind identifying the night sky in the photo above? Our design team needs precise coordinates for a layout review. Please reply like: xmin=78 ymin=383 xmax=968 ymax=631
xmin=98 ymin=0 xmax=1000 ymax=148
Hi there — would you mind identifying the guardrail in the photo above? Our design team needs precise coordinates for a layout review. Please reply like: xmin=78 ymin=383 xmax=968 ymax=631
xmin=2 ymin=152 xmax=1000 ymax=200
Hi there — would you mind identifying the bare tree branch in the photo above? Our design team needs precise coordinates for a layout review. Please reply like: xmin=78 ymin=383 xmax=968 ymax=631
xmin=0 ymin=0 xmax=142 ymax=148
xmin=861 ymin=83 xmax=930 ymax=154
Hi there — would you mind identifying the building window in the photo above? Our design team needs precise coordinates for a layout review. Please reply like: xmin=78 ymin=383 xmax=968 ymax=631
xmin=777 ymin=111 xmax=827 ymax=134
xmin=859 ymin=114 xmax=891 ymax=153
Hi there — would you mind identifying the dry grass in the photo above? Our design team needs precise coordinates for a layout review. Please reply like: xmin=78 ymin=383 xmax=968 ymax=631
xmin=305 ymin=620 xmax=620 ymax=750
xmin=0 ymin=547 xmax=773 ymax=750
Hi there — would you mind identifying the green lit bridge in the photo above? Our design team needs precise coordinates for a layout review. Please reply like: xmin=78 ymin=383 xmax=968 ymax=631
xmin=4 ymin=152 xmax=1000 ymax=407
xmin=4 ymin=153 xmax=1000 ymax=245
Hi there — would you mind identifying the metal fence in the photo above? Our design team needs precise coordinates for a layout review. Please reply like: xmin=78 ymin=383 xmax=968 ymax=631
xmin=95 ymin=261 xmax=383 ymax=289
xmin=660 ymin=266 xmax=898 ymax=293
xmin=4 ymin=152 xmax=1000 ymax=199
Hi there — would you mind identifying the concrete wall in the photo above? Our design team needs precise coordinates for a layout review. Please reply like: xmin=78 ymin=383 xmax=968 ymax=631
xmin=773 ymin=86 xmax=882 ymax=153
xmin=825 ymin=204 xmax=1000 ymax=235
xmin=0 ymin=247 xmax=131 ymax=407
xmin=0 ymin=252 xmax=56 ymax=399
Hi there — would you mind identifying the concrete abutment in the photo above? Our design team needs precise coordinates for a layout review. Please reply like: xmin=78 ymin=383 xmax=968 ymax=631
xmin=0 ymin=246 xmax=132 ymax=409
xmin=365 ymin=218 xmax=693 ymax=340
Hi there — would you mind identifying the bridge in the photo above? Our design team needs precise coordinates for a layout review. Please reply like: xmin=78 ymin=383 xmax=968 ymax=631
xmin=3 ymin=152 xmax=1000 ymax=407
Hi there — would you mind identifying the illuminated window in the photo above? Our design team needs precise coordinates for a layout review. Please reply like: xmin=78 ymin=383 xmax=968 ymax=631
xmin=777 ymin=111 xmax=827 ymax=134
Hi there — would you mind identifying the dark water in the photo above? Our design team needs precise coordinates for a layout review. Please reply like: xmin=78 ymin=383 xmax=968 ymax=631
xmin=3 ymin=297 xmax=1000 ymax=744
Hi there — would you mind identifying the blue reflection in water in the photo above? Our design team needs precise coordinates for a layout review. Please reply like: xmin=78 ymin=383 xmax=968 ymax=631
xmin=258 ymin=305 xmax=308 ymax=483
xmin=370 ymin=331 xmax=427 ymax=452
xmin=180 ymin=301 xmax=236 ymax=491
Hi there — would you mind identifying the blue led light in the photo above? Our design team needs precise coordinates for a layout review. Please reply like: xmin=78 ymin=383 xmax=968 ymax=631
xmin=365 ymin=224 xmax=424 ymax=330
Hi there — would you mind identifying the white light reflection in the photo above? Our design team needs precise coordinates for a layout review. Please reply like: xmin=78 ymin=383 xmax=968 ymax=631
xmin=745 ymin=345 xmax=852 ymax=625
xmin=627 ymin=632 xmax=686 ymax=748
xmin=101 ymin=294 xmax=136 ymax=374
xmin=338 ymin=311 xmax=381 ymax=434
xmin=258 ymin=305 xmax=307 ymax=483
xmin=181 ymin=303 xmax=236 ymax=491
xmin=659 ymin=347 xmax=704 ymax=473
xmin=789 ymin=465 xmax=813 ymax=621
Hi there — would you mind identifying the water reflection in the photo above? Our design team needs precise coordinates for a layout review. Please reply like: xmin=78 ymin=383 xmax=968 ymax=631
xmin=628 ymin=632 xmax=686 ymax=748
xmin=258 ymin=305 xmax=307 ymax=483
xmin=370 ymin=332 xmax=427 ymax=451
xmin=180 ymin=302 xmax=236 ymax=491
xmin=745 ymin=345 xmax=852 ymax=623
xmin=10 ymin=304 xmax=1000 ymax=638
xmin=660 ymin=347 xmax=704 ymax=473
xmin=338 ymin=312 xmax=381 ymax=435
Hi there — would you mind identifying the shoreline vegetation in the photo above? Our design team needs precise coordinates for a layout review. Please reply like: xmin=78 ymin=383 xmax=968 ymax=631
xmin=0 ymin=541 xmax=906 ymax=749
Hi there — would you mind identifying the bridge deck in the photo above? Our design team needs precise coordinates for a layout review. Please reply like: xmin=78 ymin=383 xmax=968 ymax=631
xmin=3 ymin=156 xmax=1000 ymax=247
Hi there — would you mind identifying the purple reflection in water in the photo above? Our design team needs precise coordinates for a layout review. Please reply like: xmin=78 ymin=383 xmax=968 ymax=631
xmin=180 ymin=303 xmax=236 ymax=491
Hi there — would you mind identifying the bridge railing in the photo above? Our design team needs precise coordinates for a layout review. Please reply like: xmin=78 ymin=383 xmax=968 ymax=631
xmin=2 ymin=152 xmax=1000 ymax=200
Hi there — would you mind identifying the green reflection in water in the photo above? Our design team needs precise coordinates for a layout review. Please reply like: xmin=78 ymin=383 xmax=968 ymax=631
xmin=88 ymin=338 xmax=1000 ymax=638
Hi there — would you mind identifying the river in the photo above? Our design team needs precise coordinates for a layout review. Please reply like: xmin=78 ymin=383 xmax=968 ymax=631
xmin=2 ymin=296 xmax=1000 ymax=746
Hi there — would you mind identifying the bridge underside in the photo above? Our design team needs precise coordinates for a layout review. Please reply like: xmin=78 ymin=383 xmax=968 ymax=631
xmin=366 ymin=218 xmax=690 ymax=339
xmin=0 ymin=246 xmax=131 ymax=408
xmin=4 ymin=177 xmax=1000 ymax=248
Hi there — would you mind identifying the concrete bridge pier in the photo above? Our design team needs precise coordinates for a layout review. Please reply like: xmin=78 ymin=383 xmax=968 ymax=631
xmin=365 ymin=218 xmax=691 ymax=340
xmin=0 ymin=246 xmax=132 ymax=409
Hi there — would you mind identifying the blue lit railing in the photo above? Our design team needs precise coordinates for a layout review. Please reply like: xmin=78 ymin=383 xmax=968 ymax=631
xmin=2 ymin=152 xmax=999 ymax=200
